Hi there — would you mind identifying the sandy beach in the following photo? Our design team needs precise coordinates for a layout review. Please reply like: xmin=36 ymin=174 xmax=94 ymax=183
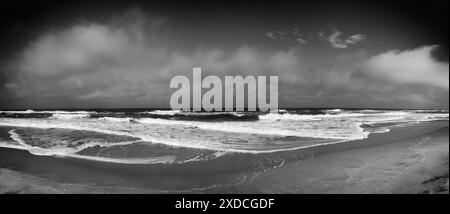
xmin=247 ymin=122 xmax=449 ymax=194
xmin=0 ymin=121 xmax=448 ymax=194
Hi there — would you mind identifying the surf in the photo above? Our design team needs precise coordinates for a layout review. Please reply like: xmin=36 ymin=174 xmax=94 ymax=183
xmin=0 ymin=109 xmax=448 ymax=164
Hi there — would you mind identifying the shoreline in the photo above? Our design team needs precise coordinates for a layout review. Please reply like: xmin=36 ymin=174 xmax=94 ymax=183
xmin=0 ymin=121 xmax=448 ymax=193
xmin=242 ymin=122 xmax=449 ymax=194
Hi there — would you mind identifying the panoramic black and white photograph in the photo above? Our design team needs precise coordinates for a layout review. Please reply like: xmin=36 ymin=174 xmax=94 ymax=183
xmin=0 ymin=0 xmax=448 ymax=199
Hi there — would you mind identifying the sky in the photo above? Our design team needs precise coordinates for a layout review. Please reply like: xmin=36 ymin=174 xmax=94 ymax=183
xmin=0 ymin=0 xmax=448 ymax=109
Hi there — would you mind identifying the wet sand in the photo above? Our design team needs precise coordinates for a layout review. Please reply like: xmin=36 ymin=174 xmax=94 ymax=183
xmin=0 ymin=121 xmax=448 ymax=194
xmin=245 ymin=122 xmax=449 ymax=194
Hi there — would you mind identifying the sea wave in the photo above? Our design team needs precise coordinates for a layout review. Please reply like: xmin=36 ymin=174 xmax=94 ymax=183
xmin=1 ymin=128 xmax=232 ymax=165
xmin=50 ymin=113 xmax=91 ymax=120
xmin=260 ymin=113 xmax=321 ymax=121
xmin=0 ymin=110 xmax=95 ymax=119
xmin=97 ymin=117 xmax=133 ymax=123
xmin=0 ymin=109 xmax=448 ymax=160
xmin=146 ymin=110 xmax=259 ymax=121
xmin=3 ymin=129 xmax=182 ymax=164
xmin=147 ymin=110 xmax=182 ymax=115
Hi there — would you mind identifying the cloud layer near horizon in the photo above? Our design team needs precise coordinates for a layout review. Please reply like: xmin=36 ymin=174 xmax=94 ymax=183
xmin=2 ymin=13 xmax=449 ymax=109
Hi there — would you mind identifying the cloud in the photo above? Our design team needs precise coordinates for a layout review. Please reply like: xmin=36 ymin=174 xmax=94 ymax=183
xmin=327 ymin=30 xmax=348 ymax=48
xmin=327 ymin=29 xmax=367 ymax=49
xmin=291 ymin=28 xmax=302 ymax=37
xmin=5 ymin=14 xmax=309 ymax=107
xmin=365 ymin=45 xmax=449 ymax=89
xmin=345 ymin=34 xmax=367 ymax=45
xmin=265 ymin=32 xmax=278 ymax=40
xmin=267 ymin=27 xmax=366 ymax=49
xmin=19 ymin=24 xmax=133 ymax=76
xmin=265 ymin=30 xmax=290 ymax=40
xmin=321 ymin=45 xmax=448 ymax=89
xmin=318 ymin=30 xmax=326 ymax=40
xmin=266 ymin=28 xmax=310 ymax=47
xmin=2 ymin=11 xmax=447 ymax=109
xmin=296 ymin=38 xmax=308 ymax=45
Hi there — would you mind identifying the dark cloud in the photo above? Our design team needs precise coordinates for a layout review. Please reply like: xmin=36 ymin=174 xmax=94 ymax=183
xmin=0 ymin=3 xmax=448 ymax=109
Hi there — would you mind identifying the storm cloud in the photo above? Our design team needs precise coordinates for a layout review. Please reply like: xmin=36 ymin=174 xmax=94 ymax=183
xmin=2 ymin=11 xmax=448 ymax=109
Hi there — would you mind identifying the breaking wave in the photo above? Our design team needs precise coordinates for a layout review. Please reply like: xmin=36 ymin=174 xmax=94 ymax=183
xmin=0 ymin=109 xmax=448 ymax=164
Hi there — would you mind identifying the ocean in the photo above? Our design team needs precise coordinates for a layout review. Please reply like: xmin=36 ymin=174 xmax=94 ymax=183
xmin=0 ymin=108 xmax=448 ymax=192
